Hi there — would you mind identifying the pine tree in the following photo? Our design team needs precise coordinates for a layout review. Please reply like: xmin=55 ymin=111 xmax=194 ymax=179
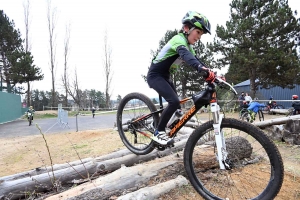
xmin=0 ymin=10 xmax=23 ymax=92
xmin=210 ymin=0 xmax=300 ymax=95
xmin=0 ymin=10 xmax=43 ymax=95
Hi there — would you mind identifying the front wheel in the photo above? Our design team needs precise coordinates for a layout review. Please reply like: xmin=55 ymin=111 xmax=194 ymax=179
xmin=258 ymin=109 xmax=264 ymax=121
xmin=116 ymin=92 xmax=159 ymax=155
xmin=184 ymin=118 xmax=284 ymax=200
xmin=29 ymin=116 xmax=32 ymax=126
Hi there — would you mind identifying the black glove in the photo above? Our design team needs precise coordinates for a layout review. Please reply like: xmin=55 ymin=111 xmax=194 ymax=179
xmin=198 ymin=65 xmax=216 ymax=83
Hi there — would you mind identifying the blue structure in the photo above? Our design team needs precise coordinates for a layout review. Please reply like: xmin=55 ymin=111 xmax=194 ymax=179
xmin=234 ymin=80 xmax=300 ymax=108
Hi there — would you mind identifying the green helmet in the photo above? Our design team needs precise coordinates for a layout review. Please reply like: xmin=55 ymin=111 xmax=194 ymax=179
xmin=182 ymin=11 xmax=211 ymax=34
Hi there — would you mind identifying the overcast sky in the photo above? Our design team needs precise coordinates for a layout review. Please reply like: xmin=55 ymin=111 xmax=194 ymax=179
xmin=1 ymin=0 xmax=299 ymax=99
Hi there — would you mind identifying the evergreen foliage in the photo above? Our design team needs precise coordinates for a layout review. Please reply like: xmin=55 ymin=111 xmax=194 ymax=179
xmin=209 ymin=0 xmax=300 ymax=96
xmin=0 ymin=10 xmax=43 ymax=94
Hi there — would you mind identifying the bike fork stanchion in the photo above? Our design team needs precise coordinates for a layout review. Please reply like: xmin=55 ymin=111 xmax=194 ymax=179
xmin=211 ymin=102 xmax=226 ymax=170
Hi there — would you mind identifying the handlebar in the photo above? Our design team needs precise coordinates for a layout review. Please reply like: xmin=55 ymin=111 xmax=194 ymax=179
xmin=214 ymin=76 xmax=238 ymax=95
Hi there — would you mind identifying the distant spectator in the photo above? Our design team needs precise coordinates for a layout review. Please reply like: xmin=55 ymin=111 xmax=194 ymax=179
xmin=245 ymin=93 xmax=252 ymax=104
xmin=292 ymin=95 xmax=300 ymax=115
xmin=238 ymin=92 xmax=245 ymax=110
xmin=268 ymin=95 xmax=274 ymax=105
xmin=92 ymin=107 xmax=96 ymax=118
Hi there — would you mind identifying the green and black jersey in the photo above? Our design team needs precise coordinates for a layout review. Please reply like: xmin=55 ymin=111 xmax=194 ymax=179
xmin=147 ymin=33 xmax=203 ymax=79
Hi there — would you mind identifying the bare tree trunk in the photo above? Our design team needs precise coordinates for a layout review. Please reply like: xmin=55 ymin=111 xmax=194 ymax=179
xmin=102 ymin=29 xmax=113 ymax=108
xmin=62 ymin=23 xmax=71 ymax=107
xmin=46 ymin=0 xmax=58 ymax=107
xmin=66 ymin=68 xmax=82 ymax=108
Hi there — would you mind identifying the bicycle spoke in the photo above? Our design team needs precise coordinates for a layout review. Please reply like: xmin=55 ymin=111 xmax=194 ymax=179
xmin=184 ymin=118 xmax=283 ymax=199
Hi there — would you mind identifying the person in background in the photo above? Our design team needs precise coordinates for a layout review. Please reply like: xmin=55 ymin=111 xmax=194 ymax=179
xmin=247 ymin=98 xmax=265 ymax=123
xmin=92 ymin=107 xmax=96 ymax=118
xmin=268 ymin=95 xmax=274 ymax=107
xmin=26 ymin=106 xmax=35 ymax=120
xmin=238 ymin=92 xmax=245 ymax=110
xmin=291 ymin=95 xmax=300 ymax=115
xmin=245 ymin=92 xmax=252 ymax=104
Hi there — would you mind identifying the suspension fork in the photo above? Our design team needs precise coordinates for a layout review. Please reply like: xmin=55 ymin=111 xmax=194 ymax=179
xmin=210 ymin=102 xmax=228 ymax=169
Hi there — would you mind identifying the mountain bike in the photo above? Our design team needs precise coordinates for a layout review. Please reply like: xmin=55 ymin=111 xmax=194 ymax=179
xmin=116 ymin=77 xmax=284 ymax=199
xmin=263 ymin=101 xmax=285 ymax=114
xmin=240 ymin=107 xmax=264 ymax=122
xmin=26 ymin=111 xmax=34 ymax=126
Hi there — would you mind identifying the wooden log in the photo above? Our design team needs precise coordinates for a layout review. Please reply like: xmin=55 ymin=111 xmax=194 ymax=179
xmin=44 ymin=161 xmax=178 ymax=200
xmin=0 ymin=126 xmax=253 ymax=200
xmin=0 ymin=148 xmax=132 ymax=183
xmin=269 ymin=109 xmax=289 ymax=115
xmin=253 ymin=115 xmax=300 ymax=128
xmin=0 ymin=138 xmax=189 ymax=200
xmin=265 ymin=125 xmax=284 ymax=142
xmin=116 ymin=175 xmax=188 ymax=200
xmin=262 ymin=119 xmax=300 ymax=145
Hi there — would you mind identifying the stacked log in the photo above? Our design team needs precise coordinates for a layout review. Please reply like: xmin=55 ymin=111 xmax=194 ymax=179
xmin=264 ymin=119 xmax=300 ymax=145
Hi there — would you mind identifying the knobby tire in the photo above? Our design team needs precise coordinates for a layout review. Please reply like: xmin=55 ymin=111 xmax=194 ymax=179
xmin=184 ymin=118 xmax=284 ymax=200
xmin=116 ymin=92 xmax=159 ymax=155
xmin=258 ymin=109 xmax=264 ymax=121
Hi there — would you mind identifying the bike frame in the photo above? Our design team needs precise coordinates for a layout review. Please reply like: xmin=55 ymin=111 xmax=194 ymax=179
xmin=132 ymin=78 xmax=235 ymax=169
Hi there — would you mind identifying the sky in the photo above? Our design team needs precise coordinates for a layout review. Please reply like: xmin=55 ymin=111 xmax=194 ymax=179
xmin=1 ymin=0 xmax=300 ymax=100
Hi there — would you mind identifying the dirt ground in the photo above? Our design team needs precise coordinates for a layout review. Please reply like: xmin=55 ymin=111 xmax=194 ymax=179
xmin=1 ymin=112 xmax=300 ymax=199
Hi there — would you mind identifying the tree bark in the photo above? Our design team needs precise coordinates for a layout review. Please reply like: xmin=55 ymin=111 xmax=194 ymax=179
xmin=264 ymin=119 xmax=300 ymax=145
xmin=269 ymin=109 xmax=289 ymax=115
xmin=253 ymin=115 xmax=300 ymax=128
xmin=45 ymin=161 xmax=178 ymax=200
xmin=116 ymin=175 xmax=188 ymax=200
xmin=0 ymin=125 xmax=255 ymax=199
xmin=0 ymin=139 xmax=188 ymax=200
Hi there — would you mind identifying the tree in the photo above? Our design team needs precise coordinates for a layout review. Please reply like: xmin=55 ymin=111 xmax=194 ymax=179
xmin=8 ymin=50 xmax=44 ymax=93
xmin=210 ymin=0 xmax=300 ymax=96
xmin=23 ymin=0 xmax=33 ymax=105
xmin=66 ymin=68 xmax=83 ymax=109
xmin=152 ymin=98 xmax=158 ymax=104
xmin=62 ymin=23 xmax=71 ymax=107
xmin=116 ymin=94 xmax=122 ymax=103
xmin=96 ymin=90 xmax=105 ymax=108
xmin=46 ymin=0 xmax=58 ymax=106
xmin=102 ymin=29 xmax=113 ymax=108
xmin=0 ymin=10 xmax=23 ymax=93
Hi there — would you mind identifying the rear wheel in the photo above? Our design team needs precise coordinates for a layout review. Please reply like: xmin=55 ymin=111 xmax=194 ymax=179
xmin=275 ymin=104 xmax=284 ymax=109
xmin=241 ymin=111 xmax=251 ymax=122
xmin=116 ymin=92 xmax=159 ymax=155
xmin=184 ymin=118 xmax=284 ymax=200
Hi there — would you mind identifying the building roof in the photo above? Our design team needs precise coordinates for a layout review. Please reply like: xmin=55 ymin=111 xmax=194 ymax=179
xmin=235 ymin=79 xmax=259 ymax=87
xmin=235 ymin=80 xmax=250 ymax=87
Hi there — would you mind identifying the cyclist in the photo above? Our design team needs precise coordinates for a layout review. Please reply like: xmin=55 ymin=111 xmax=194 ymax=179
xmin=247 ymin=98 xmax=265 ymax=123
xmin=267 ymin=95 xmax=275 ymax=108
xmin=26 ymin=106 xmax=35 ymax=121
xmin=146 ymin=11 xmax=215 ymax=145
xmin=291 ymin=95 xmax=300 ymax=115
